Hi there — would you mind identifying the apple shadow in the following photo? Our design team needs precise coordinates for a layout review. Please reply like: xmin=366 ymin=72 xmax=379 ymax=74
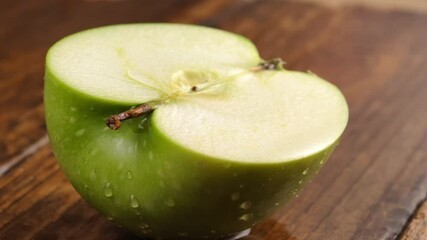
xmin=38 ymin=200 xmax=296 ymax=240
xmin=122 ymin=218 xmax=298 ymax=240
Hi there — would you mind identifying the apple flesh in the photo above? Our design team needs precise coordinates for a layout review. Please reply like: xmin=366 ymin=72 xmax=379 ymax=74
xmin=44 ymin=24 xmax=348 ymax=240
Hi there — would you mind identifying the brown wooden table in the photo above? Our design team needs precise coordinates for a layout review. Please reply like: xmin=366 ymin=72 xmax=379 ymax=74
xmin=1 ymin=0 xmax=427 ymax=239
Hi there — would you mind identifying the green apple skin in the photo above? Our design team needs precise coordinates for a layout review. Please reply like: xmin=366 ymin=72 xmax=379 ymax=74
xmin=45 ymin=67 xmax=338 ymax=239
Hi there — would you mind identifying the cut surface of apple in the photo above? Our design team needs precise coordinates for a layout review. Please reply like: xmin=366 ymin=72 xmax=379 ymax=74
xmin=47 ymin=23 xmax=348 ymax=163
xmin=154 ymin=71 xmax=347 ymax=162
xmin=45 ymin=23 xmax=349 ymax=240
xmin=47 ymin=23 xmax=259 ymax=104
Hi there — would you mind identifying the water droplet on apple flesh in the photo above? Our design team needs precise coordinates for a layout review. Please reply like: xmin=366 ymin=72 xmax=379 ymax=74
xmin=126 ymin=171 xmax=133 ymax=179
xmin=231 ymin=192 xmax=240 ymax=201
xmin=164 ymin=198 xmax=176 ymax=207
xmin=240 ymin=201 xmax=251 ymax=210
xmin=130 ymin=195 xmax=140 ymax=208
xmin=239 ymin=213 xmax=253 ymax=221
xmin=103 ymin=182 xmax=113 ymax=197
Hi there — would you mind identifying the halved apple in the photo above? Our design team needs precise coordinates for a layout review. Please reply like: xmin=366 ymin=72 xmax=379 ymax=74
xmin=44 ymin=23 xmax=348 ymax=240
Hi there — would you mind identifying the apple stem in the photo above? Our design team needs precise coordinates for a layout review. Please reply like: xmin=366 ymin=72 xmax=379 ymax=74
xmin=106 ymin=103 xmax=157 ymax=130
xmin=251 ymin=58 xmax=285 ymax=72
xmin=106 ymin=58 xmax=285 ymax=130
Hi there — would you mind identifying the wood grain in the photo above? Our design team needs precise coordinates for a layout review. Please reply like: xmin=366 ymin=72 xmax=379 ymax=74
xmin=400 ymin=199 xmax=427 ymax=240
xmin=1 ymin=0 xmax=427 ymax=239
xmin=297 ymin=0 xmax=427 ymax=13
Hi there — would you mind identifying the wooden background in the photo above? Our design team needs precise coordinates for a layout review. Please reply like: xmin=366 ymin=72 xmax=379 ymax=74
xmin=1 ymin=0 xmax=426 ymax=239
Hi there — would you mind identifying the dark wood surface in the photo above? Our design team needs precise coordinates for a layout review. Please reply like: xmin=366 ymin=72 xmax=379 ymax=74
xmin=1 ymin=0 xmax=426 ymax=239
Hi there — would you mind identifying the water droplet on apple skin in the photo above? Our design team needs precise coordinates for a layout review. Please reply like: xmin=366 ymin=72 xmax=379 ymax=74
xmin=126 ymin=171 xmax=133 ymax=179
xmin=292 ymin=189 xmax=298 ymax=196
xmin=104 ymin=182 xmax=113 ymax=197
xmin=302 ymin=168 xmax=309 ymax=175
xmin=89 ymin=148 xmax=97 ymax=157
xmin=239 ymin=213 xmax=253 ymax=221
xmin=130 ymin=195 xmax=140 ymax=208
xmin=75 ymin=129 xmax=86 ymax=136
xmin=240 ymin=201 xmax=251 ymax=210
xmin=139 ymin=223 xmax=150 ymax=230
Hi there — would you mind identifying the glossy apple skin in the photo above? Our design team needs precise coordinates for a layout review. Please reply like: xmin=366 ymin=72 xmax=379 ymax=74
xmin=44 ymin=66 xmax=338 ymax=240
